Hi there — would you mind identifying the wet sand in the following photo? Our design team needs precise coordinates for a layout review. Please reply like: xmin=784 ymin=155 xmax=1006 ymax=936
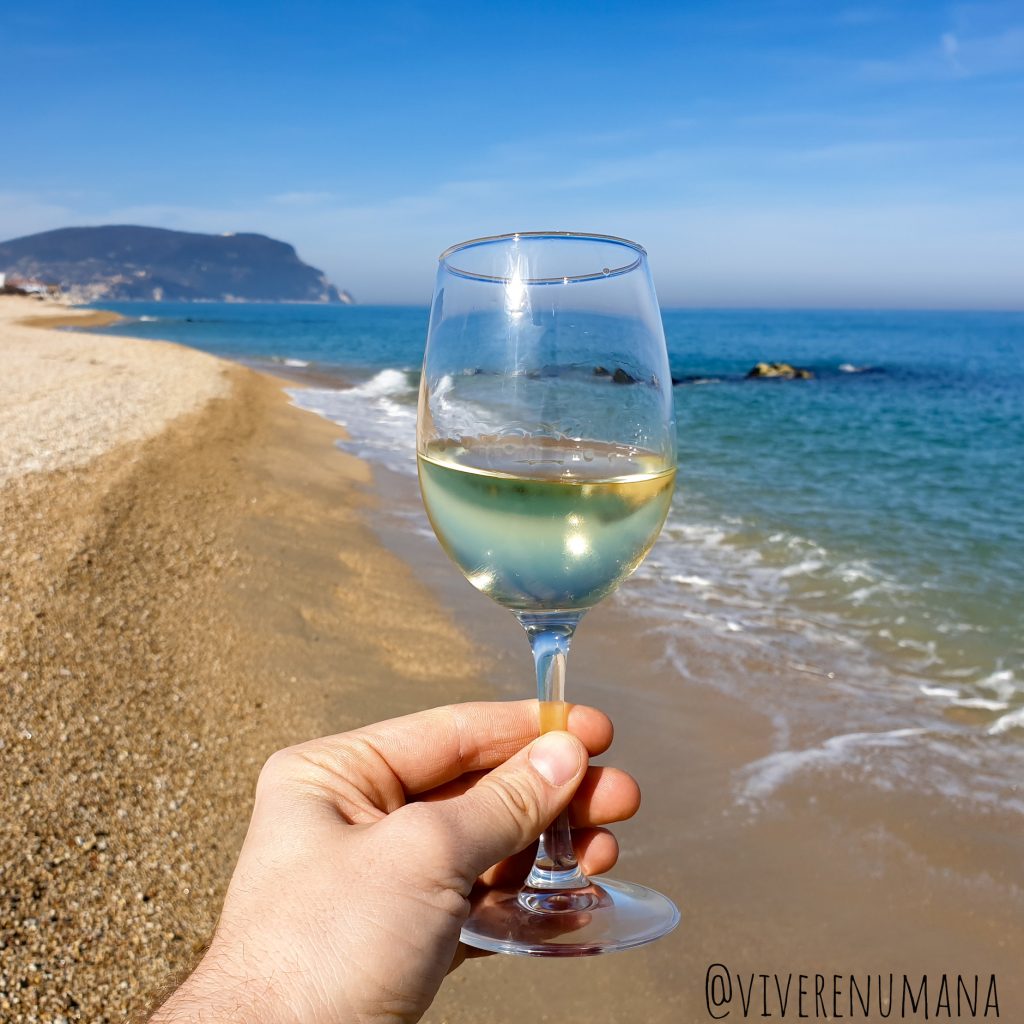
xmin=370 ymin=467 xmax=1024 ymax=1023
xmin=1 ymin=298 xmax=1020 ymax=1022
xmin=14 ymin=307 xmax=126 ymax=330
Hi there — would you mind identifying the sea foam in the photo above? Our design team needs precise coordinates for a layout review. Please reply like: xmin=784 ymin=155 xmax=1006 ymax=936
xmin=738 ymin=728 xmax=926 ymax=804
xmin=288 ymin=367 xmax=418 ymax=475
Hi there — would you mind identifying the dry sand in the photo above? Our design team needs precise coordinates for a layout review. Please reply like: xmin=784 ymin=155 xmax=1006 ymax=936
xmin=0 ymin=299 xmax=485 ymax=1022
xmin=2 ymin=297 xmax=1021 ymax=1023
xmin=0 ymin=299 xmax=228 ymax=482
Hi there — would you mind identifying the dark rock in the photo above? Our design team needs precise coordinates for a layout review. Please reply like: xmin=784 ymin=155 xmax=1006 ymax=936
xmin=593 ymin=366 xmax=611 ymax=377
xmin=612 ymin=368 xmax=638 ymax=384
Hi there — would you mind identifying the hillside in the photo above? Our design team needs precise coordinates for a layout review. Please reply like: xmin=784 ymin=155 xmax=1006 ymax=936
xmin=0 ymin=225 xmax=350 ymax=303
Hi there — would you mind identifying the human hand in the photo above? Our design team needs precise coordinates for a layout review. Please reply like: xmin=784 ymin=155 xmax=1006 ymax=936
xmin=150 ymin=700 xmax=640 ymax=1024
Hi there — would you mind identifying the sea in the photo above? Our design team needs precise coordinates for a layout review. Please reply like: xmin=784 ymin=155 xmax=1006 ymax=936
xmin=87 ymin=302 xmax=1024 ymax=813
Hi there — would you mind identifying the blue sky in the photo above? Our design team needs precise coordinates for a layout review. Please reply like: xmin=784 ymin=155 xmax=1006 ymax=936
xmin=2 ymin=1 xmax=1022 ymax=307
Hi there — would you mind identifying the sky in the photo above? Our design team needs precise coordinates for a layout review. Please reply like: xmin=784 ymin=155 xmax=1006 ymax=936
xmin=1 ymin=1 xmax=1022 ymax=308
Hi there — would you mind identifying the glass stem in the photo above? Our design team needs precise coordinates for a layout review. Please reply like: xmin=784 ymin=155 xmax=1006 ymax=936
xmin=518 ymin=612 xmax=589 ymax=893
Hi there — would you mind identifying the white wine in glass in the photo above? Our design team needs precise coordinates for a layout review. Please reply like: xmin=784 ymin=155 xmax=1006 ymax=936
xmin=417 ymin=232 xmax=679 ymax=955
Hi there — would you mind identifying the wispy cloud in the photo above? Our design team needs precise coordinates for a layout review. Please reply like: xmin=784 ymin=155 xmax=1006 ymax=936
xmin=941 ymin=31 xmax=965 ymax=75
xmin=0 ymin=193 xmax=76 ymax=240
xmin=860 ymin=24 xmax=1024 ymax=81
xmin=269 ymin=191 xmax=338 ymax=207
xmin=786 ymin=135 xmax=1004 ymax=164
xmin=956 ymin=25 xmax=1024 ymax=75
xmin=547 ymin=150 xmax=690 ymax=191
xmin=836 ymin=7 xmax=894 ymax=27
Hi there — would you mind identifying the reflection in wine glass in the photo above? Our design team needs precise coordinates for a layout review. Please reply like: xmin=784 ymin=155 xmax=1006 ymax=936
xmin=417 ymin=232 xmax=679 ymax=955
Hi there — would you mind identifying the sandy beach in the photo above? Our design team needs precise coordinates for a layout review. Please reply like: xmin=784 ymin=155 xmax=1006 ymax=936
xmin=1 ymin=297 xmax=1021 ymax=1023
xmin=0 ymin=298 xmax=487 ymax=1022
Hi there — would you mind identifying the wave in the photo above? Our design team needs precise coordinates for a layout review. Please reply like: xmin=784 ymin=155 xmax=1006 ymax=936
xmin=918 ymin=681 xmax=1019 ymax=718
xmin=286 ymin=362 xmax=1023 ymax=810
xmin=976 ymin=668 xmax=1018 ymax=703
xmin=920 ymin=684 xmax=959 ymax=698
xmin=668 ymin=573 xmax=712 ymax=588
xmin=738 ymin=727 xmax=926 ymax=803
xmin=346 ymin=367 xmax=413 ymax=399
xmin=951 ymin=697 xmax=1008 ymax=711
xmin=988 ymin=707 xmax=1024 ymax=735
xmin=639 ymin=504 xmax=1022 ymax=722
xmin=287 ymin=367 xmax=418 ymax=475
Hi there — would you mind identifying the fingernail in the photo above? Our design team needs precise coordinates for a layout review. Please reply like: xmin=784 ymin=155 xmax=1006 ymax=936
xmin=529 ymin=731 xmax=582 ymax=787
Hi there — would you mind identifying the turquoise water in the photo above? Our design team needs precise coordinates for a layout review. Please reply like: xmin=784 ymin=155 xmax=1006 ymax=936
xmin=89 ymin=302 xmax=1024 ymax=790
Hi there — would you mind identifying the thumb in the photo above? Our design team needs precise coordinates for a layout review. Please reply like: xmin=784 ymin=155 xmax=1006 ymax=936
xmin=439 ymin=730 xmax=588 ymax=883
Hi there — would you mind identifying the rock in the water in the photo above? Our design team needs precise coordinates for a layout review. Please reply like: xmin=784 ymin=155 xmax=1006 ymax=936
xmin=594 ymin=365 xmax=639 ymax=384
xmin=746 ymin=361 xmax=814 ymax=380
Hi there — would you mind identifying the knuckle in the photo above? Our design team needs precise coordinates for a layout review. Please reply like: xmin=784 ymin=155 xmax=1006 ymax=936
xmin=257 ymin=746 xmax=299 ymax=789
xmin=327 ymin=733 xmax=375 ymax=779
xmin=255 ymin=743 xmax=325 ymax=800
xmin=485 ymin=772 xmax=539 ymax=828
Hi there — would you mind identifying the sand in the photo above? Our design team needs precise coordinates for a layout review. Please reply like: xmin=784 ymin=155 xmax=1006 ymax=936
xmin=2 ymin=297 xmax=1021 ymax=1023
xmin=0 ymin=298 xmax=227 ymax=482
xmin=0 ymin=299 xmax=485 ymax=1022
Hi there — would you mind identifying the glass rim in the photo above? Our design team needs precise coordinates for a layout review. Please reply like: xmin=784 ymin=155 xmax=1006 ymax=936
xmin=438 ymin=231 xmax=647 ymax=285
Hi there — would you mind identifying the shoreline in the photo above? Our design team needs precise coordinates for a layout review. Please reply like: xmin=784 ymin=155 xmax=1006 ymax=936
xmin=2 ymin=298 xmax=1021 ymax=1021
xmin=282 ymin=359 xmax=1024 ymax=815
xmin=15 ymin=307 xmax=126 ymax=330
xmin=362 ymin=462 xmax=1024 ymax=1024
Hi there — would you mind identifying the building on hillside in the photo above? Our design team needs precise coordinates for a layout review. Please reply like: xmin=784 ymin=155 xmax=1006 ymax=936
xmin=2 ymin=275 xmax=61 ymax=296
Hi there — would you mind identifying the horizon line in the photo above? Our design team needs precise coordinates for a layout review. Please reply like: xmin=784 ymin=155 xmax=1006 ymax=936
xmin=84 ymin=299 xmax=1024 ymax=315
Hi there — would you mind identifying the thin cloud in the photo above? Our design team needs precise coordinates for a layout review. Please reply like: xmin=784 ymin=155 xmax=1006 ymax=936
xmin=956 ymin=24 xmax=1024 ymax=75
xmin=0 ymin=193 xmax=76 ymax=241
xmin=269 ymin=191 xmax=337 ymax=207
xmin=861 ymin=25 xmax=1024 ymax=81
xmin=546 ymin=150 xmax=691 ymax=191
xmin=786 ymin=136 xmax=1004 ymax=163
xmin=836 ymin=7 xmax=894 ymax=27
xmin=942 ymin=32 xmax=965 ymax=74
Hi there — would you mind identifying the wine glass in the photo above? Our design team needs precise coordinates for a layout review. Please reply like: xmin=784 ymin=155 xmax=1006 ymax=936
xmin=416 ymin=231 xmax=679 ymax=955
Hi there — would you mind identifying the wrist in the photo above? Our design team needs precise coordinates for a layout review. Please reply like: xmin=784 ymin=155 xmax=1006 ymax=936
xmin=148 ymin=950 xmax=284 ymax=1024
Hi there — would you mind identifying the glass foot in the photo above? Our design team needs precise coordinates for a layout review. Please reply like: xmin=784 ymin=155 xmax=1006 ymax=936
xmin=460 ymin=876 xmax=680 ymax=956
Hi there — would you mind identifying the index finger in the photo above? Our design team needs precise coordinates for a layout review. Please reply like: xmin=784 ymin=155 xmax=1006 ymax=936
xmin=301 ymin=700 xmax=613 ymax=804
